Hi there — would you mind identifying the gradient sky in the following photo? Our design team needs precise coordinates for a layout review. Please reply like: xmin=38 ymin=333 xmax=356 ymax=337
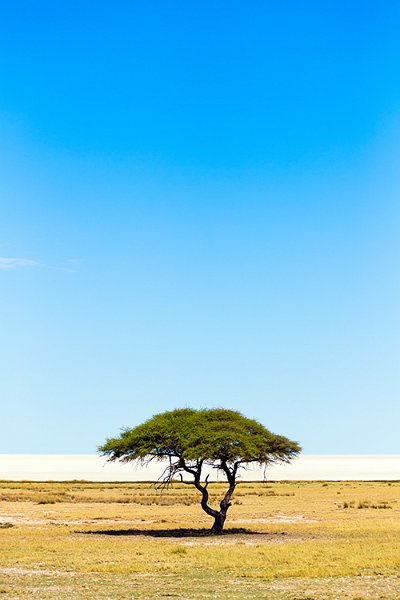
xmin=1 ymin=1 xmax=399 ymax=454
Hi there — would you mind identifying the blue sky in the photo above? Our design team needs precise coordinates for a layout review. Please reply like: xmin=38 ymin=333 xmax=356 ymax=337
xmin=1 ymin=1 xmax=399 ymax=454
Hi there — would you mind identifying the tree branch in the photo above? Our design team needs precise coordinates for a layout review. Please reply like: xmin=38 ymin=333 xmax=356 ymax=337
xmin=179 ymin=473 xmax=194 ymax=485
xmin=218 ymin=460 xmax=237 ymax=512
xmin=177 ymin=458 xmax=218 ymax=518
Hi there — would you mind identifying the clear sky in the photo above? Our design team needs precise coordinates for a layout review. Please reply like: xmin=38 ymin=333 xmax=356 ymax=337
xmin=1 ymin=2 xmax=399 ymax=454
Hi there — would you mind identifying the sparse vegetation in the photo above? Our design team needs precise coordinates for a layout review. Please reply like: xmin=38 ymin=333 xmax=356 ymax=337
xmin=0 ymin=480 xmax=399 ymax=598
xmin=341 ymin=499 xmax=393 ymax=510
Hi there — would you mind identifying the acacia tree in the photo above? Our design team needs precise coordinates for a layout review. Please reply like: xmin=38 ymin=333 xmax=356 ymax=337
xmin=99 ymin=408 xmax=301 ymax=534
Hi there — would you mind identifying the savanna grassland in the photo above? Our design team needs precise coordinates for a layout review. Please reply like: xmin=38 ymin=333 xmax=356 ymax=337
xmin=0 ymin=480 xmax=400 ymax=599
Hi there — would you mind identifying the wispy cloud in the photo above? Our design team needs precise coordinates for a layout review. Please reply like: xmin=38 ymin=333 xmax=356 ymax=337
xmin=0 ymin=257 xmax=81 ymax=272
xmin=0 ymin=257 xmax=41 ymax=270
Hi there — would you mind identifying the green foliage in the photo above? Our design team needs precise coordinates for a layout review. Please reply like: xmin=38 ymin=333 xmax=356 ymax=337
xmin=99 ymin=408 xmax=301 ymax=467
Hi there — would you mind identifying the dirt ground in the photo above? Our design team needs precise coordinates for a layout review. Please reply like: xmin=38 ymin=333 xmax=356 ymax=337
xmin=0 ymin=480 xmax=399 ymax=598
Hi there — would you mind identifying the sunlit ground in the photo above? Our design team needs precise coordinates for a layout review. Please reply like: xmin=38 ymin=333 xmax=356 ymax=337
xmin=0 ymin=480 xmax=399 ymax=599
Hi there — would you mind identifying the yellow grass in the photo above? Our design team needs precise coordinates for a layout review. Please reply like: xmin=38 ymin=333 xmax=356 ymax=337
xmin=0 ymin=480 xmax=400 ymax=598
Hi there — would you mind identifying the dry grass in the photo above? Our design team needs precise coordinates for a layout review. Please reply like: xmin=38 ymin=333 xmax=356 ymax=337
xmin=0 ymin=480 xmax=400 ymax=598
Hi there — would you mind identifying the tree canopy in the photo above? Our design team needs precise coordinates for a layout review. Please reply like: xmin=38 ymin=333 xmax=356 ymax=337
xmin=100 ymin=408 xmax=300 ymax=465
xmin=100 ymin=408 xmax=301 ymax=533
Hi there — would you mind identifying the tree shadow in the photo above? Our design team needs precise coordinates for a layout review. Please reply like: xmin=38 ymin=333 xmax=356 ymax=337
xmin=78 ymin=527 xmax=258 ymax=538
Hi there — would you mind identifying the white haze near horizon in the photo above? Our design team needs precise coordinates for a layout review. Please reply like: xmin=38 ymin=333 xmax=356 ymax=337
xmin=0 ymin=455 xmax=399 ymax=482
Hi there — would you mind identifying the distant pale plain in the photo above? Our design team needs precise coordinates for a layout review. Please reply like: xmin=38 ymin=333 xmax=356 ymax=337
xmin=0 ymin=455 xmax=399 ymax=481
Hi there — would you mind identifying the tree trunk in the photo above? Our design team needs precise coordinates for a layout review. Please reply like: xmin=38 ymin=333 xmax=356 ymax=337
xmin=210 ymin=510 xmax=226 ymax=535
xmin=179 ymin=458 xmax=238 ymax=535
